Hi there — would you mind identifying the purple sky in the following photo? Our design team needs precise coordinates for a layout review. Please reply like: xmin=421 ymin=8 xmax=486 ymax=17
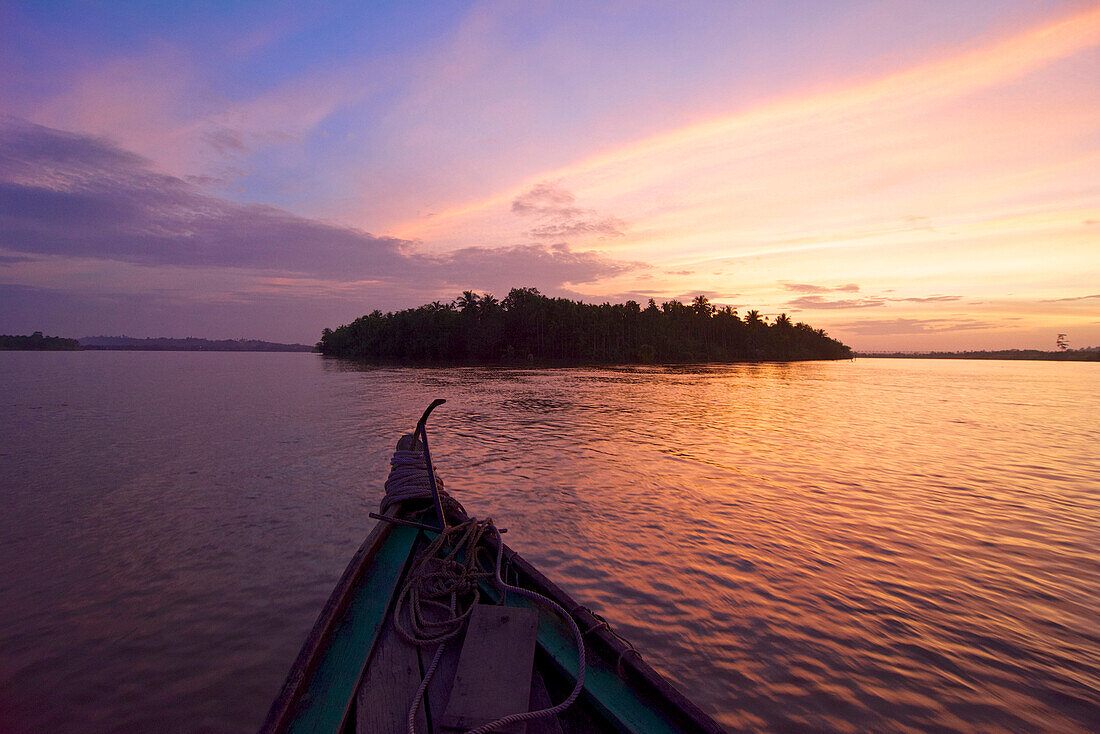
xmin=2 ymin=1 xmax=1098 ymax=348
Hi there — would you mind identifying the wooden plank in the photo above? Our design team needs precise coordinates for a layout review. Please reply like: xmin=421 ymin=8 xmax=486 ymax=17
xmin=419 ymin=628 xmax=466 ymax=733
xmin=283 ymin=525 xmax=420 ymax=734
xmin=262 ymin=508 xmax=413 ymax=734
xmin=439 ymin=604 xmax=539 ymax=734
xmin=355 ymin=618 xmax=427 ymax=734
xmin=525 ymin=669 xmax=565 ymax=734
xmin=405 ymin=536 xmax=467 ymax=732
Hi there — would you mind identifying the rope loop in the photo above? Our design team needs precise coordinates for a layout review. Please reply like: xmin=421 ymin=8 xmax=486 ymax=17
xmin=380 ymin=433 xmax=587 ymax=734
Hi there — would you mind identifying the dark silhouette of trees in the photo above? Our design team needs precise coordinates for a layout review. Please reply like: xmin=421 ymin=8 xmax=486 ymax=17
xmin=455 ymin=290 xmax=478 ymax=314
xmin=319 ymin=288 xmax=851 ymax=364
xmin=0 ymin=332 xmax=81 ymax=350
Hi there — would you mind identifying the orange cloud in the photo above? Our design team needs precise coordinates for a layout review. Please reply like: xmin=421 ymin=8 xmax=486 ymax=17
xmin=392 ymin=4 xmax=1100 ymax=244
xmin=378 ymin=4 xmax=1100 ymax=350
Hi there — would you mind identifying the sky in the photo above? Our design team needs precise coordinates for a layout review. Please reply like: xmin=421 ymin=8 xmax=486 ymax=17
xmin=1 ymin=0 xmax=1098 ymax=350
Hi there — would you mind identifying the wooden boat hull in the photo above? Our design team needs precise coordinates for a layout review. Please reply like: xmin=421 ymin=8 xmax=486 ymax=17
xmin=262 ymin=458 xmax=726 ymax=734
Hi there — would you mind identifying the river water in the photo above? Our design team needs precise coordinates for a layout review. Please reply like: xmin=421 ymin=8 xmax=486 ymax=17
xmin=0 ymin=353 xmax=1096 ymax=733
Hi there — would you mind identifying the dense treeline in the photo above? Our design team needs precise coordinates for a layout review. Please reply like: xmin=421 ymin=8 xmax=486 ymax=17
xmin=0 ymin=332 xmax=81 ymax=350
xmin=319 ymin=288 xmax=851 ymax=364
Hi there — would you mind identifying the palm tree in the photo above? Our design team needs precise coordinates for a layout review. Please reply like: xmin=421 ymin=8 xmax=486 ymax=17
xmin=479 ymin=293 xmax=499 ymax=313
xmin=692 ymin=295 xmax=715 ymax=317
xmin=317 ymin=289 xmax=852 ymax=364
xmin=455 ymin=290 xmax=479 ymax=315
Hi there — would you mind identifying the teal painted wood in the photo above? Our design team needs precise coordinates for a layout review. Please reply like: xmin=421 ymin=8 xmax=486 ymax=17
xmin=483 ymin=584 xmax=682 ymax=734
xmin=286 ymin=525 xmax=419 ymax=734
xmin=534 ymin=602 xmax=681 ymax=734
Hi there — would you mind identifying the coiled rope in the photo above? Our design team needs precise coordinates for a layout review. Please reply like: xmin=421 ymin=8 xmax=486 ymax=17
xmin=381 ymin=448 xmax=453 ymax=518
xmin=383 ymin=440 xmax=586 ymax=734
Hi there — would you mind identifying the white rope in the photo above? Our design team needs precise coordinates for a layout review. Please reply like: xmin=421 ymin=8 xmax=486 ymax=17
xmin=395 ymin=520 xmax=587 ymax=734
xmin=406 ymin=642 xmax=446 ymax=734
xmin=381 ymin=449 xmax=447 ymax=516
xmin=462 ymin=525 xmax=587 ymax=734
xmin=381 ymin=443 xmax=587 ymax=734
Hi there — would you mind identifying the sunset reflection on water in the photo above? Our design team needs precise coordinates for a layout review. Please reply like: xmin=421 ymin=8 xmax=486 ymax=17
xmin=0 ymin=354 xmax=1096 ymax=732
xmin=402 ymin=360 xmax=1099 ymax=732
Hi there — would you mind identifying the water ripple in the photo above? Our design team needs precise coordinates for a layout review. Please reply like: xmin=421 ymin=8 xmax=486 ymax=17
xmin=0 ymin=354 xmax=1097 ymax=732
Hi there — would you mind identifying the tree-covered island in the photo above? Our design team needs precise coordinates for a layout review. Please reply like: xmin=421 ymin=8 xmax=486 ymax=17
xmin=318 ymin=287 xmax=851 ymax=364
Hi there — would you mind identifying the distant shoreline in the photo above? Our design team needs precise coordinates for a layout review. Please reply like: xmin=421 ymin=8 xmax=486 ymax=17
xmin=80 ymin=345 xmax=315 ymax=352
xmin=855 ymin=350 xmax=1098 ymax=362
xmin=78 ymin=336 xmax=315 ymax=352
xmin=1 ymin=333 xmax=316 ymax=352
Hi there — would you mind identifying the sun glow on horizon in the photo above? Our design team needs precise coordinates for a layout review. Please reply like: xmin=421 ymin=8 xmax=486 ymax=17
xmin=1 ymin=1 xmax=1097 ymax=348
xmin=378 ymin=4 xmax=1100 ymax=349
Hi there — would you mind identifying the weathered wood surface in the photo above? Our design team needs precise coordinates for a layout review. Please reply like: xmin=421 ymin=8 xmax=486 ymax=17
xmin=261 ymin=517 xmax=419 ymax=734
xmin=439 ymin=604 xmax=539 ymax=734
xmin=285 ymin=525 xmax=419 ymax=734
xmin=419 ymin=634 xmax=463 ymax=732
xmin=356 ymin=617 xmax=427 ymax=734
xmin=267 ymin=498 xmax=726 ymax=734
xmin=525 ymin=669 xmax=565 ymax=734
xmin=360 ymin=610 xmax=576 ymax=734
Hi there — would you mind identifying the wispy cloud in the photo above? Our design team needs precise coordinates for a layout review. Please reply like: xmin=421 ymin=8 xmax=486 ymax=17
xmin=1042 ymin=293 xmax=1100 ymax=302
xmin=3 ymin=3 xmax=1098 ymax=349
xmin=839 ymin=317 xmax=998 ymax=335
xmin=781 ymin=282 xmax=860 ymax=294
xmin=0 ymin=120 xmax=404 ymax=275
xmin=0 ymin=120 xmax=634 ymax=290
xmin=511 ymin=182 xmax=625 ymax=240
xmin=398 ymin=4 xmax=1100 ymax=248
xmin=892 ymin=295 xmax=961 ymax=303
xmin=787 ymin=295 xmax=885 ymax=310
xmin=429 ymin=242 xmax=634 ymax=288
xmin=18 ymin=40 xmax=386 ymax=187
